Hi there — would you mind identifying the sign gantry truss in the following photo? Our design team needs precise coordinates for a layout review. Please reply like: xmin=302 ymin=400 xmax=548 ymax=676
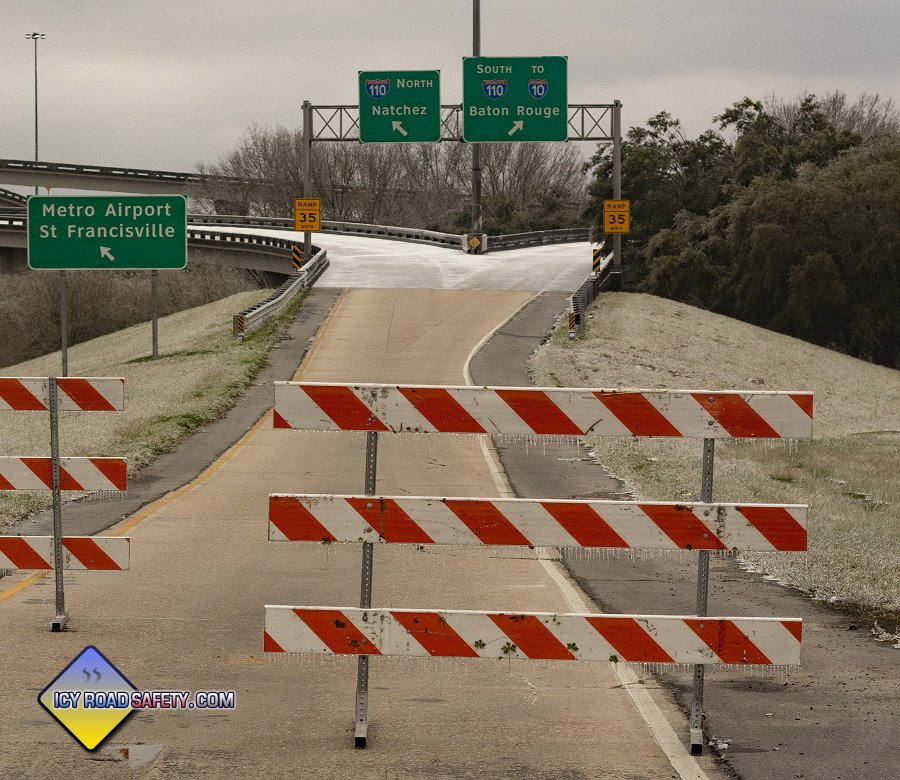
xmin=308 ymin=104 xmax=615 ymax=142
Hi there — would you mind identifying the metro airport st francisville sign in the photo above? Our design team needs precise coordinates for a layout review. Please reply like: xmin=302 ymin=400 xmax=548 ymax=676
xmin=27 ymin=195 xmax=187 ymax=270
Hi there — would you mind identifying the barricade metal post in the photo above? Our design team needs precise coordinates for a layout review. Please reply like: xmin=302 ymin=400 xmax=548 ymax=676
xmin=49 ymin=377 xmax=67 ymax=631
xmin=355 ymin=430 xmax=378 ymax=748
xmin=690 ymin=438 xmax=715 ymax=753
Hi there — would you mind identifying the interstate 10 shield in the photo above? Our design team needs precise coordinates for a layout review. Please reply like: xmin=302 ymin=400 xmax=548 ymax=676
xmin=528 ymin=79 xmax=549 ymax=99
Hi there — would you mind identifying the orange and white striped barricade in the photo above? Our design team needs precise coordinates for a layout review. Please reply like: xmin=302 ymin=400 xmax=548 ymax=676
xmin=272 ymin=382 xmax=813 ymax=439
xmin=269 ymin=382 xmax=813 ymax=752
xmin=268 ymin=495 xmax=807 ymax=552
xmin=0 ymin=377 xmax=125 ymax=411
xmin=0 ymin=377 xmax=127 ymax=630
xmin=0 ymin=457 xmax=127 ymax=491
xmin=0 ymin=536 xmax=130 ymax=571
xmin=264 ymin=608 xmax=802 ymax=667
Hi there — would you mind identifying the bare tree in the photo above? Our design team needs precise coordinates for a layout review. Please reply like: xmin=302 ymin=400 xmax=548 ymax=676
xmin=764 ymin=91 xmax=900 ymax=140
xmin=194 ymin=124 xmax=588 ymax=232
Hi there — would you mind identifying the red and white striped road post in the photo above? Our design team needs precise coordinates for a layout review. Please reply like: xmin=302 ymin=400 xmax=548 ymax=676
xmin=0 ymin=377 xmax=127 ymax=630
xmin=268 ymin=382 xmax=813 ymax=752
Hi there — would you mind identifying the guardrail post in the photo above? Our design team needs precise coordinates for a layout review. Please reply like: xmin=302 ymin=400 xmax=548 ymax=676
xmin=49 ymin=377 xmax=68 ymax=631
xmin=690 ymin=437 xmax=715 ymax=754
xmin=355 ymin=429 xmax=378 ymax=748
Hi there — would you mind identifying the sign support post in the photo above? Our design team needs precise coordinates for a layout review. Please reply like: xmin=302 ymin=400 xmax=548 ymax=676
xmin=471 ymin=0 xmax=483 ymax=253
xmin=59 ymin=271 xmax=68 ymax=376
xmin=151 ymin=270 xmax=159 ymax=359
xmin=612 ymin=100 xmax=622 ymax=289
xmin=355 ymin=430 xmax=378 ymax=748
xmin=302 ymin=101 xmax=313 ymax=266
xmin=690 ymin=438 xmax=715 ymax=753
xmin=49 ymin=377 xmax=68 ymax=631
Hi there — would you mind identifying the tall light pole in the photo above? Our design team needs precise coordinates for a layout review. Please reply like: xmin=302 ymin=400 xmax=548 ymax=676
xmin=27 ymin=32 xmax=66 ymax=374
xmin=26 ymin=32 xmax=46 ymax=196
xmin=470 ymin=1 xmax=482 ymax=251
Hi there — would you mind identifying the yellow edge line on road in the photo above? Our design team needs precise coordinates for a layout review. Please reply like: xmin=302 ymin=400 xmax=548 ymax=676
xmin=0 ymin=571 xmax=47 ymax=604
xmin=109 ymin=410 xmax=272 ymax=538
xmin=293 ymin=289 xmax=346 ymax=380
xmin=0 ymin=411 xmax=272 ymax=605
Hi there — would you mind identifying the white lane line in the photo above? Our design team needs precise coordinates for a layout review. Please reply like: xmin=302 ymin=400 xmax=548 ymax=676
xmin=536 ymin=553 xmax=712 ymax=780
xmin=461 ymin=299 xmax=531 ymax=499
xmin=463 ymin=288 xmax=712 ymax=780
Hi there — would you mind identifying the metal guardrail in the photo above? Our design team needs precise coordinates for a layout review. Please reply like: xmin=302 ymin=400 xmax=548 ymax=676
xmin=187 ymin=226 xmax=304 ymax=256
xmin=189 ymin=214 xmax=465 ymax=250
xmin=486 ymin=228 xmax=590 ymax=252
xmin=1 ymin=209 xmax=590 ymax=255
xmin=0 ymin=212 xmax=314 ymax=257
xmin=0 ymin=211 xmax=26 ymax=226
xmin=0 ymin=187 xmax=27 ymax=206
xmin=567 ymin=250 xmax=615 ymax=338
xmin=232 ymin=248 xmax=329 ymax=339
xmin=322 ymin=221 xmax=465 ymax=249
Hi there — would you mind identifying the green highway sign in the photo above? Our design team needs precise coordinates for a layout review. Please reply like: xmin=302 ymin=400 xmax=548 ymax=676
xmin=27 ymin=195 xmax=187 ymax=270
xmin=463 ymin=56 xmax=567 ymax=142
xmin=358 ymin=70 xmax=441 ymax=143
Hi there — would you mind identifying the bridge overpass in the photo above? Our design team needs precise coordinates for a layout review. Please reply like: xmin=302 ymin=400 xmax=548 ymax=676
xmin=0 ymin=157 xmax=258 ymax=197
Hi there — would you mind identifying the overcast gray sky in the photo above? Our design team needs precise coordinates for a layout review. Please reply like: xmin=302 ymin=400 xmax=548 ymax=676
xmin=2 ymin=0 xmax=898 ymax=178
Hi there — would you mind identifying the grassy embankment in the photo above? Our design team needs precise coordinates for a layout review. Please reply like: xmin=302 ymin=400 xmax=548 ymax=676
xmin=531 ymin=292 xmax=900 ymax=627
xmin=0 ymin=289 xmax=305 ymax=531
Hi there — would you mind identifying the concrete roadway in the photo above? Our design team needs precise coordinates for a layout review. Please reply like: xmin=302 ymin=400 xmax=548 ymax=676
xmin=0 ymin=241 xmax=718 ymax=778
xmin=216 ymin=227 xmax=594 ymax=292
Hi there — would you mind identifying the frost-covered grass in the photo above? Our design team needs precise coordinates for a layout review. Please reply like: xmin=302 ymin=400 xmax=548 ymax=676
xmin=531 ymin=292 xmax=900 ymax=622
xmin=0 ymin=289 xmax=302 ymax=531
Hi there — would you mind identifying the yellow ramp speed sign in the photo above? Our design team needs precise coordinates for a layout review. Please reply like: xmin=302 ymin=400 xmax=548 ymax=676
xmin=603 ymin=199 xmax=630 ymax=233
xmin=293 ymin=198 xmax=321 ymax=232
